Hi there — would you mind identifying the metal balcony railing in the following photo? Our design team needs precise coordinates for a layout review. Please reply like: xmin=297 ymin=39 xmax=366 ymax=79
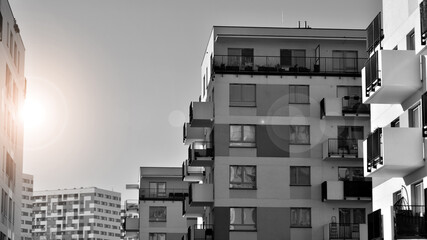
xmin=213 ymin=55 xmax=365 ymax=76
xmin=364 ymin=51 xmax=380 ymax=98
xmin=326 ymin=139 xmax=359 ymax=157
xmin=394 ymin=205 xmax=427 ymax=238
xmin=421 ymin=1 xmax=427 ymax=45
xmin=342 ymin=96 xmax=370 ymax=115
xmin=366 ymin=12 xmax=383 ymax=53
xmin=139 ymin=188 xmax=188 ymax=200
xmin=329 ymin=223 xmax=360 ymax=240
xmin=366 ymin=128 xmax=382 ymax=173
xmin=343 ymin=181 xmax=372 ymax=199
xmin=188 ymin=141 xmax=214 ymax=164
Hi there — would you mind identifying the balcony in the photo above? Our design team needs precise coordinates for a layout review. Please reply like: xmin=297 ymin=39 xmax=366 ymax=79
xmin=189 ymin=183 xmax=213 ymax=206
xmin=193 ymin=224 xmax=214 ymax=240
xmin=394 ymin=205 xmax=427 ymax=239
xmin=182 ymin=195 xmax=204 ymax=218
xmin=188 ymin=141 xmax=214 ymax=166
xmin=213 ymin=55 xmax=365 ymax=77
xmin=139 ymin=188 xmax=188 ymax=201
xmin=321 ymin=181 xmax=372 ymax=201
xmin=322 ymin=139 xmax=363 ymax=160
xmin=324 ymin=223 xmax=367 ymax=240
xmin=362 ymin=50 xmax=420 ymax=104
xmin=125 ymin=200 xmax=138 ymax=212
xmin=123 ymin=216 xmax=139 ymax=232
xmin=366 ymin=12 xmax=383 ymax=53
xmin=183 ymin=123 xmax=205 ymax=145
xmin=364 ymin=127 xmax=424 ymax=178
xmin=189 ymin=102 xmax=213 ymax=128
xmin=320 ymin=97 xmax=369 ymax=119
xmin=182 ymin=160 xmax=204 ymax=182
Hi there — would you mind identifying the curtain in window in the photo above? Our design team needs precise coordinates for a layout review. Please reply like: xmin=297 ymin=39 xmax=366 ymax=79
xmin=290 ymin=126 xmax=309 ymax=144
xmin=243 ymin=126 xmax=255 ymax=142
xmin=243 ymin=208 xmax=256 ymax=226
xmin=230 ymin=125 xmax=242 ymax=142
xmin=291 ymin=208 xmax=310 ymax=226
xmin=243 ymin=166 xmax=256 ymax=187
xmin=230 ymin=166 xmax=242 ymax=185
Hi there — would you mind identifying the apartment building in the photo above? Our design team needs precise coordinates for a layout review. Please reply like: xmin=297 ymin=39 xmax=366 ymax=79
xmin=362 ymin=0 xmax=427 ymax=239
xmin=182 ymin=26 xmax=373 ymax=240
xmin=122 ymin=167 xmax=196 ymax=240
xmin=32 ymin=187 xmax=122 ymax=240
xmin=0 ymin=1 xmax=26 ymax=240
xmin=21 ymin=173 xmax=33 ymax=240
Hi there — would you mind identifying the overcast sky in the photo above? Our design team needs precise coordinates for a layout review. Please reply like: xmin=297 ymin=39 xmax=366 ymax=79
xmin=9 ymin=0 xmax=381 ymax=201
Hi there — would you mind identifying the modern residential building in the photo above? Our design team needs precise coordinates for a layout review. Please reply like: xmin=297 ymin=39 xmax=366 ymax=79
xmin=32 ymin=187 xmax=122 ymax=240
xmin=123 ymin=167 xmax=196 ymax=240
xmin=21 ymin=173 xmax=33 ymax=240
xmin=182 ymin=26 xmax=374 ymax=240
xmin=362 ymin=0 xmax=427 ymax=239
xmin=0 ymin=1 xmax=26 ymax=240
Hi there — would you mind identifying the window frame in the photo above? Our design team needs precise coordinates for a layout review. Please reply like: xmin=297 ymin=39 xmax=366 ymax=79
xmin=229 ymin=207 xmax=257 ymax=231
xmin=290 ymin=166 xmax=311 ymax=186
xmin=229 ymin=84 xmax=256 ymax=107
xmin=149 ymin=233 xmax=166 ymax=240
xmin=406 ymin=29 xmax=415 ymax=50
xmin=229 ymin=125 xmax=256 ymax=147
xmin=289 ymin=125 xmax=310 ymax=145
xmin=289 ymin=85 xmax=309 ymax=104
xmin=229 ymin=165 xmax=256 ymax=189
xmin=149 ymin=206 xmax=167 ymax=222
xmin=290 ymin=207 xmax=311 ymax=228
xmin=409 ymin=103 xmax=421 ymax=128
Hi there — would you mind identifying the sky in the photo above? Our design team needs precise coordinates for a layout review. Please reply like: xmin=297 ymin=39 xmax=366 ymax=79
xmin=9 ymin=0 xmax=381 ymax=201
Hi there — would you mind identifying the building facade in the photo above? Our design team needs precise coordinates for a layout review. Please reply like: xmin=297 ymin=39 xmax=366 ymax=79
xmin=182 ymin=26 xmax=373 ymax=240
xmin=0 ymin=1 xmax=26 ymax=239
xmin=32 ymin=187 xmax=122 ymax=240
xmin=363 ymin=0 xmax=427 ymax=239
xmin=123 ymin=167 xmax=196 ymax=240
xmin=21 ymin=173 xmax=33 ymax=240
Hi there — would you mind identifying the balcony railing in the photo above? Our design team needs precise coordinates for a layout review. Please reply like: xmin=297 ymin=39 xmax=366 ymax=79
xmin=320 ymin=97 xmax=370 ymax=119
xmin=193 ymin=224 xmax=213 ymax=240
xmin=182 ymin=160 xmax=205 ymax=182
xmin=324 ymin=138 xmax=361 ymax=159
xmin=328 ymin=223 xmax=361 ymax=240
xmin=394 ymin=205 xmax=427 ymax=238
xmin=366 ymin=128 xmax=382 ymax=173
xmin=364 ymin=51 xmax=379 ymax=98
xmin=421 ymin=1 xmax=427 ymax=45
xmin=342 ymin=96 xmax=370 ymax=115
xmin=213 ymin=55 xmax=365 ymax=77
xmin=125 ymin=200 xmax=139 ymax=212
xmin=188 ymin=141 xmax=214 ymax=166
xmin=321 ymin=180 xmax=372 ymax=201
xmin=139 ymin=188 xmax=188 ymax=200
xmin=366 ymin=12 xmax=383 ymax=53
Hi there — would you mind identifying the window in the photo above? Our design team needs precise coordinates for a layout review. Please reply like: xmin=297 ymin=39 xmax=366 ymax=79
xmin=229 ymin=166 xmax=256 ymax=189
xmin=332 ymin=50 xmax=358 ymax=72
xmin=149 ymin=207 xmax=166 ymax=222
xmin=391 ymin=117 xmax=400 ymax=128
xmin=407 ymin=29 xmax=415 ymax=50
xmin=230 ymin=207 xmax=256 ymax=230
xmin=410 ymin=104 xmax=421 ymax=128
xmin=228 ymin=48 xmax=254 ymax=68
xmin=229 ymin=125 xmax=256 ymax=147
xmin=229 ymin=84 xmax=256 ymax=107
xmin=339 ymin=208 xmax=365 ymax=224
xmin=290 ymin=208 xmax=311 ymax=227
xmin=289 ymin=85 xmax=309 ymax=103
xmin=149 ymin=233 xmax=166 ymax=240
xmin=290 ymin=125 xmax=310 ymax=144
xmin=290 ymin=166 xmax=310 ymax=186
xmin=280 ymin=49 xmax=306 ymax=68
xmin=393 ymin=190 xmax=402 ymax=205
xmin=413 ymin=182 xmax=424 ymax=214
xmin=149 ymin=182 xmax=166 ymax=197
xmin=338 ymin=167 xmax=364 ymax=181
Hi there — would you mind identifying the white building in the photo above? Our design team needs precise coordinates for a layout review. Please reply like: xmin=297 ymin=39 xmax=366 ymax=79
xmin=362 ymin=0 xmax=427 ymax=239
xmin=21 ymin=173 xmax=33 ymax=240
xmin=32 ymin=187 xmax=122 ymax=240
xmin=0 ymin=1 xmax=26 ymax=239
xmin=182 ymin=26 xmax=374 ymax=240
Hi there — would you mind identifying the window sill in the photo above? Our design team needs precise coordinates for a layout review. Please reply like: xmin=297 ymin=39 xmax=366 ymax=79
xmin=289 ymin=143 xmax=311 ymax=145
xmin=289 ymin=184 xmax=311 ymax=187
xmin=229 ymin=188 xmax=257 ymax=190
xmin=290 ymin=226 xmax=312 ymax=228
xmin=230 ymin=104 xmax=256 ymax=107
xmin=149 ymin=220 xmax=166 ymax=222
xmin=229 ymin=229 xmax=257 ymax=232
xmin=229 ymin=144 xmax=256 ymax=148
xmin=289 ymin=102 xmax=310 ymax=105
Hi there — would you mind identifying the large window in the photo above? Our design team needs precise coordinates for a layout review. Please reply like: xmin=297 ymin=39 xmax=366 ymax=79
xmin=410 ymin=104 xmax=421 ymax=128
xmin=149 ymin=207 xmax=166 ymax=222
xmin=149 ymin=233 xmax=166 ymax=240
xmin=332 ymin=50 xmax=358 ymax=72
xmin=289 ymin=85 xmax=309 ymax=104
xmin=338 ymin=167 xmax=364 ymax=181
xmin=230 ymin=125 xmax=256 ymax=147
xmin=229 ymin=84 xmax=256 ymax=107
xmin=280 ymin=49 xmax=306 ymax=67
xmin=230 ymin=207 xmax=256 ymax=230
xmin=407 ymin=29 xmax=415 ymax=50
xmin=228 ymin=48 xmax=254 ymax=68
xmin=290 ymin=166 xmax=310 ymax=186
xmin=339 ymin=208 xmax=365 ymax=224
xmin=290 ymin=125 xmax=310 ymax=144
xmin=149 ymin=182 xmax=166 ymax=198
xmin=290 ymin=208 xmax=311 ymax=227
xmin=229 ymin=166 xmax=256 ymax=189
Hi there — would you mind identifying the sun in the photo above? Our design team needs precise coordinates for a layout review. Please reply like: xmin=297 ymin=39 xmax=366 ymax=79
xmin=22 ymin=98 xmax=46 ymax=129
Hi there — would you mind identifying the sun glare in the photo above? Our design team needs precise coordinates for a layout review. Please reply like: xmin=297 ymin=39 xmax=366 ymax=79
xmin=22 ymin=99 xmax=46 ymax=129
